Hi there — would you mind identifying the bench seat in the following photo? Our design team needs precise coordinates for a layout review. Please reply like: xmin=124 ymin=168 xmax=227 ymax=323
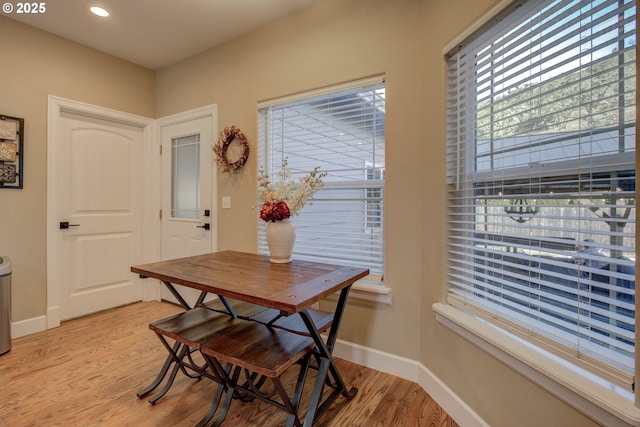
xmin=201 ymin=321 xmax=314 ymax=378
xmin=149 ymin=306 xmax=241 ymax=346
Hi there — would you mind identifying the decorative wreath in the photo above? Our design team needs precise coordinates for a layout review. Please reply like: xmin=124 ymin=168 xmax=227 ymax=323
xmin=213 ymin=125 xmax=249 ymax=174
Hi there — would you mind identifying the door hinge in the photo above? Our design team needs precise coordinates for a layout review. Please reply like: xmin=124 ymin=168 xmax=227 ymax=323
xmin=159 ymin=145 xmax=162 ymax=155
xmin=159 ymin=209 xmax=162 ymax=220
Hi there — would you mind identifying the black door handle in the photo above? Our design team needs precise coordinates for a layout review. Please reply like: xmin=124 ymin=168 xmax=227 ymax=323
xmin=197 ymin=223 xmax=210 ymax=230
xmin=59 ymin=221 xmax=80 ymax=229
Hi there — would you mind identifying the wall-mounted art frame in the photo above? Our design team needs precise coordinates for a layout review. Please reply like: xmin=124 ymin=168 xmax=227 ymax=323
xmin=0 ymin=115 xmax=24 ymax=189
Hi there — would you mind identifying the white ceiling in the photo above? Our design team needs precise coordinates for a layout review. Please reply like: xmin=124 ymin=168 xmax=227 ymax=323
xmin=7 ymin=0 xmax=325 ymax=70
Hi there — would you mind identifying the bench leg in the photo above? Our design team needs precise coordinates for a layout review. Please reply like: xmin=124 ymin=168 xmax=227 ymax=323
xmin=148 ymin=355 xmax=182 ymax=405
xmin=146 ymin=336 xmax=203 ymax=405
xmin=198 ymin=357 xmax=244 ymax=427
xmin=201 ymin=351 xmax=312 ymax=427
xmin=210 ymin=365 xmax=242 ymax=427
xmin=195 ymin=381 xmax=226 ymax=427
xmin=285 ymin=352 xmax=312 ymax=427
xmin=136 ymin=340 xmax=181 ymax=398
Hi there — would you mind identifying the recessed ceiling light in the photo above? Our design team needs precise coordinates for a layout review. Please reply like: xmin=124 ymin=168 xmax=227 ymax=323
xmin=90 ymin=6 xmax=110 ymax=17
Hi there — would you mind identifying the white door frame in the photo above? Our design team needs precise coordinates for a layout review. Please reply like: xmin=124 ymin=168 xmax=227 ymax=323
xmin=46 ymin=96 xmax=155 ymax=329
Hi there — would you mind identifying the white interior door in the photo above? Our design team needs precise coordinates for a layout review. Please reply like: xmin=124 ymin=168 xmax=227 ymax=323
xmin=160 ymin=114 xmax=216 ymax=306
xmin=54 ymin=110 xmax=145 ymax=321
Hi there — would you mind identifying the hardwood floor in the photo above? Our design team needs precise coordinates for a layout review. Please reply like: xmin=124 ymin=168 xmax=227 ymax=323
xmin=0 ymin=301 xmax=458 ymax=427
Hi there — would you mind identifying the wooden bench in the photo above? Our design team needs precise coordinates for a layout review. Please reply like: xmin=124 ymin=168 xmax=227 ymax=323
xmin=140 ymin=306 xmax=244 ymax=404
xmin=199 ymin=321 xmax=315 ymax=427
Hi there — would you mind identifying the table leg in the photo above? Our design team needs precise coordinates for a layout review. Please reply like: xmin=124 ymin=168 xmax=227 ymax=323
xmin=216 ymin=295 xmax=238 ymax=318
xmin=195 ymin=290 xmax=208 ymax=305
xmin=163 ymin=280 xmax=192 ymax=309
xmin=299 ymin=285 xmax=357 ymax=426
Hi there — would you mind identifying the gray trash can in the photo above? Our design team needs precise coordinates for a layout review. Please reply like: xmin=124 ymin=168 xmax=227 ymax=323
xmin=0 ymin=256 xmax=11 ymax=356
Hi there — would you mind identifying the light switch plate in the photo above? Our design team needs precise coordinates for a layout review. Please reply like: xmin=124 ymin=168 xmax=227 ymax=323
xmin=222 ymin=196 xmax=231 ymax=209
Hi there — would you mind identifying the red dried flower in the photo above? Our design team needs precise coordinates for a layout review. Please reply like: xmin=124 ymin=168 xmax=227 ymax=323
xmin=259 ymin=200 xmax=291 ymax=222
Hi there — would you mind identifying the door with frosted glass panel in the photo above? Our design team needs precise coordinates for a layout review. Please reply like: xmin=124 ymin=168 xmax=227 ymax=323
xmin=160 ymin=115 xmax=215 ymax=306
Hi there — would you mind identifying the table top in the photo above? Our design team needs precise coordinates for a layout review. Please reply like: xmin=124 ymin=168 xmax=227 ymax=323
xmin=131 ymin=250 xmax=369 ymax=313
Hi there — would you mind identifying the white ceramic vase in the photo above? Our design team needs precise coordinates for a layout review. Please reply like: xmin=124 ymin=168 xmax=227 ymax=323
xmin=265 ymin=219 xmax=296 ymax=263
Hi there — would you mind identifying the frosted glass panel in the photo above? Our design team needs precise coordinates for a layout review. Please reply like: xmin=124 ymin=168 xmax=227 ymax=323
xmin=172 ymin=134 xmax=200 ymax=219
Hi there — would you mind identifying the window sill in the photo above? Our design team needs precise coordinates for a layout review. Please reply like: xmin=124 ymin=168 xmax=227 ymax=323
xmin=325 ymin=282 xmax=391 ymax=305
xmin=433 ymin=302 xmax=640 ymax=427
xmin=351 ymin=282 xmax=392 ymax=304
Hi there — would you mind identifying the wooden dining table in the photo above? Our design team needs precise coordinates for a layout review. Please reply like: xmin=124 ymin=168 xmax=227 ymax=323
xmin=131 ymin=250 xmax=369 ymax=426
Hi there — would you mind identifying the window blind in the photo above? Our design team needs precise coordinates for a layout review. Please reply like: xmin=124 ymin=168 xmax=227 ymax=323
xmin=258 ymin=79 xmax=385 ymax=280
xmin=446 ymin=0 xmax=636 ymax=387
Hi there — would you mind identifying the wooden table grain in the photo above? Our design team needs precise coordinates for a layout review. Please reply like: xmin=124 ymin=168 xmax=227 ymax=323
xmin=131 ymin=250 xmax=369 ymax=313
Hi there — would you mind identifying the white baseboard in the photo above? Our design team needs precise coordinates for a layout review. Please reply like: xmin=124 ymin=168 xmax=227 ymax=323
xmin=11 ymin=314 xmax=47 ymax=339
xmin=333 ymin=338 xmax=489 ymax=427
xmin=47 ymin=305 xmax=60 ymax=329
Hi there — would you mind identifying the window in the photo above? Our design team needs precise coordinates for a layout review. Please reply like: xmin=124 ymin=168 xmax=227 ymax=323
xmin=171 ymin=134 xmax=200 ymax=219
xmin=258 ymin=77 xmax=385 ymax=282
xmin=446 ymin=0 xmax=636 ymax=388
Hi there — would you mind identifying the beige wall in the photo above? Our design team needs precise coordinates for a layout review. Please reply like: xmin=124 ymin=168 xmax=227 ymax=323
xmin=420 ymin=2 xmax=600 ymax=425
xmin=1 ymin=1 xmax=610 ymax=426
xmin=0 ymin=16 xmax=155 ymax=321
xmin=155 ymin=0 xmax=426 ymax=361
xmin=156 ymin=1 xmax=601 ymax=426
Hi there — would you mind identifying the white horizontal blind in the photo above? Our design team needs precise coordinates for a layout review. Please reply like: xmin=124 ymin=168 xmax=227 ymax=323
xmin=258 ymin=79 xmax=385 ymax=280
xmin=446 ymin=0 xmax=636 ymax=387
